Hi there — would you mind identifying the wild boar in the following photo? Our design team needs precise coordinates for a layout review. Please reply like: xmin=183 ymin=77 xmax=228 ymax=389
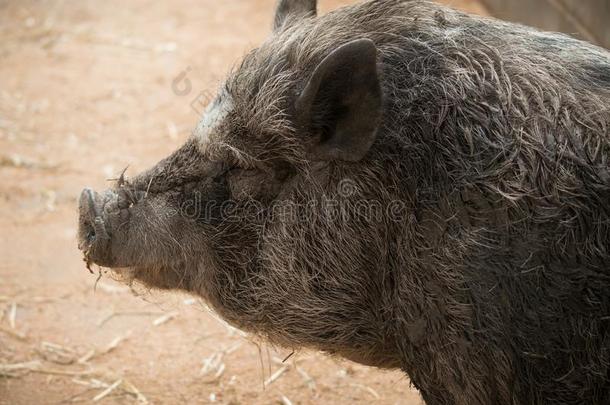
xmin=78 ymin=0 xmax=610 ymax=403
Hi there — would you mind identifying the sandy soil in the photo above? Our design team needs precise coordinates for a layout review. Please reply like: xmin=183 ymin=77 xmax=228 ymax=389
xmin=0 ymin=1 xmax=487 ymax=403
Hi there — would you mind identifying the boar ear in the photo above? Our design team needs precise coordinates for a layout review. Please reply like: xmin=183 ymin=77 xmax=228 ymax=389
xmin=296 ymin=38 xmax=382 ymax=162
xmin=273 ymin=0 xmax=317 ymax=31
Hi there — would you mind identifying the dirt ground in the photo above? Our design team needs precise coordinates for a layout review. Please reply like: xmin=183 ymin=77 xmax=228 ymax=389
xmin=0 ymin=1 xmax=487 ymax=404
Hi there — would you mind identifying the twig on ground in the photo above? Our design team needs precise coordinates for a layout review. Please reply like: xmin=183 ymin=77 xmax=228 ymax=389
xmin=97 ymin=310 xmax=163 ymax=327
xmin=122 ymin=378 xmax=148 ymax=404
xmin=0 ymin=360 xmax=95 ymax=377
xmin=72 ymin=378 xmax=108 ymax=389
xmin=296 ymin=366 xmax=317 ymax=392
xmin=93 ymin=378 xmax=122 ymax=402
xmin=224 ymin=342 xmax=242 ymax=355
xmin=0 ymin=360 xmax=41 ymax=371
xmin=0 ymin=325 xmax=27 ymax=341
xmin=77 ymin=350 xmax=96 ymax=364
xmin=200 ymin=352 xmax=224 ymax=376
xmin=57 ymin=387 xmax=98 ymax=404
xmin=71 ymin=376 xmax=147 ymax=404
xmin=94 ymin=283 xmax=129 ymax=294
xmin=38 ymin=341 xmax=77 ymax=365
xmin=216 ymin=363 xmax=226 ymax=377
xmin=99 ymin=331 xmax=131 ymax=355
xmin=77 ymin=332 xmax=131 ymax=364
xmin=200 ymin=342 xmax=243 ymax=383
xmin=99 ymin=332 xmax=131 ymax=357
xmin=266 ymin=345 xmax=272 ymax=377
xmin=350 ymin=383 xmax=381 ymax=400
xmin=0 ymin=360 xmax=41 ymax=377
xmin=152 ymin=311 xmax=178 ymax=327
xmin=8 ymin=302 xmax=17 ymax=328
xmin=32 ymin=367 xmax=96 ymax=377
xmin=29 ymin=296 xmax=57 ymax=304
xmin=264 ymin=365 xmax=289 ymax=387
xmin=256 ymin=342 xmax=265 ymax=390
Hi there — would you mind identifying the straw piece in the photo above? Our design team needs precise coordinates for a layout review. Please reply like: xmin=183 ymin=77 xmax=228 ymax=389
xmin=95 ymin=283 xmax=129 ymax=294
xmin=72 ymin=378 xmax=106 ymax=388
xmin=0 ymin=360 xmax=42 ymax=373
xmin=122 ymin=379 xmax=149 ymax=404
xmin=78 ymin=350 xmax=96 ymax=364
xmin=264 ymin=365 xmax=289 ymax=387
xmin=296 ymin=366 xmax=317 ymax=392
xmin=78 ymin=332 xmax=131 ymax=364
xmin=99 ymin=332 xmax=131 ymax=357
xmin=8 ymin=302 xmax=17 ymax=328
xmin=70 ymin=375 xmax=146 ymax=403
xmin=32 ymin=367 xmax=96 ymax=377
xmin=210 ymin=363 xmax=225 ymax=380
xmin=38 ymin=341 xmax=77 ymax=365
xmin=57 ymin=387 xmax=98 ymax=404
xmin=98 ymin=310 xmax=164 ymax=327
xmin=350 ymin=383 xmax=381 ymax=399
xmin=225 ymin=342 xmax=242 ymax=355
xmin=200 ymin=342 xmax=243 ymax=381
xmin=201 ymin=352 xmax=224 ymax=376
xmin=0 ymin=361 xmax=96 ymax=377
xmin=152 ymin=311 xmax=178 ymax=327
xmin=0 ymin=325 xmax=27 ymax=341
xmin=93 ymin=378 xmax=122 ymax=402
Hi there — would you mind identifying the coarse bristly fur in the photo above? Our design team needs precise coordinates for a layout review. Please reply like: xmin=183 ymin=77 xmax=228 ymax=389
xmin=78 ymin=1 xmax=610 ymax=404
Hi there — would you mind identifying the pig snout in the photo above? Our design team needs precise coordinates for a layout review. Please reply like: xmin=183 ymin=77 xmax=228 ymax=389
xmin=78 ymin=189 xmax=107 ymax=246
xmin=77 ymin=188 xmax=117 ymax=267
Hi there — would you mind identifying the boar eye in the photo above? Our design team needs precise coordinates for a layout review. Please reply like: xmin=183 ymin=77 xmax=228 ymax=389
xmin=227 ymin=166 xmax=257 ymax=176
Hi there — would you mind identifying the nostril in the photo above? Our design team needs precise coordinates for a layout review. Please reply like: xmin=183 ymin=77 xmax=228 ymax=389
xmin=78 ymin=219 xmax=97 ymax=252
xmin=86 ymin=225 xmax=96 ymax=243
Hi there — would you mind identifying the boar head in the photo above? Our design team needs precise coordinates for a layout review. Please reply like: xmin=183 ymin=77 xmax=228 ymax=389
xmin=78 ymin=0 xmax=402 ymax=366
